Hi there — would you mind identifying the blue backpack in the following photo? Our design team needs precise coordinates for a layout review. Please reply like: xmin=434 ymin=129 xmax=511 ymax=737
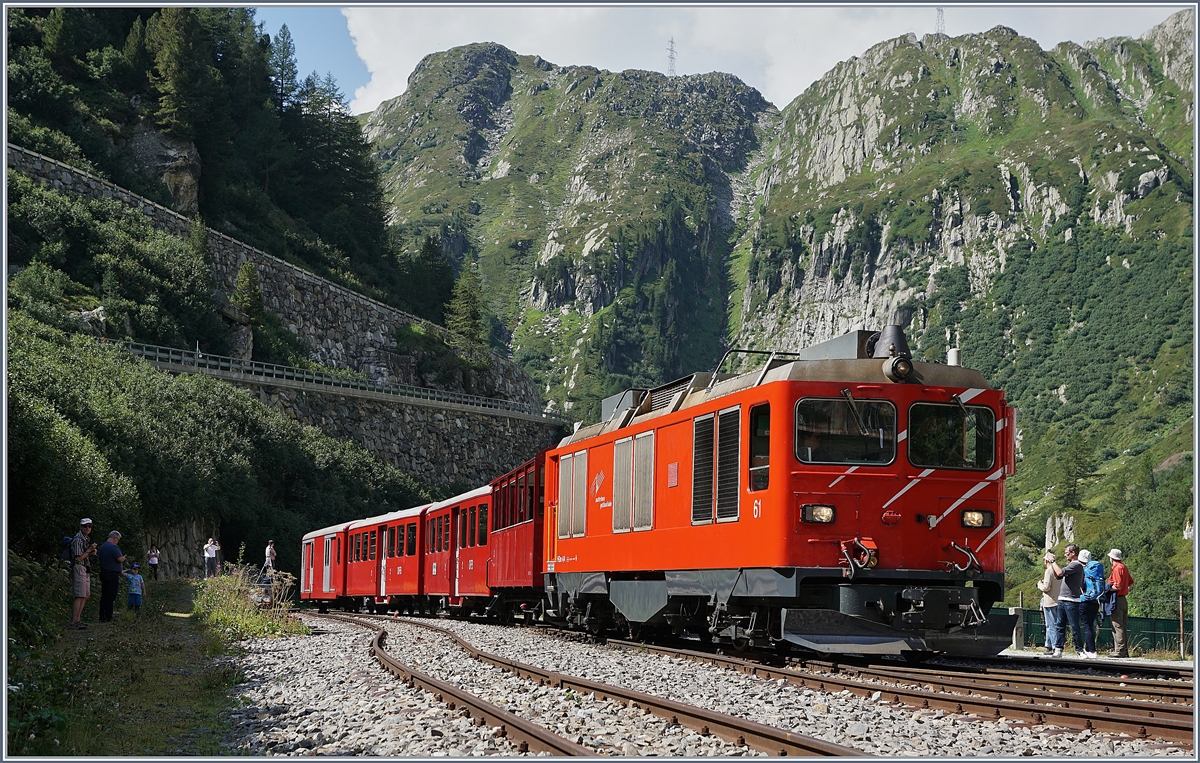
xmin=1082 ymin=560 xmax=1106 ymax=600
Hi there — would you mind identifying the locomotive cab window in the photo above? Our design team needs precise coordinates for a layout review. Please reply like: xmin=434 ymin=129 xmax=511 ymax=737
xmin=908 ymin=402 xmax=995 ymax=470
xmin=749 ymin=404 xmax=770 ymax=491
xmin=795 ymin=398 xmax=896 ymax=465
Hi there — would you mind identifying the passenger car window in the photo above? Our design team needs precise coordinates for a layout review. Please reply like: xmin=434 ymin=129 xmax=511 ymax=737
xmin=908 ymin=402 xmax=995 ymax=470
xmin=795 ymin=398 xmax=896 ymax=464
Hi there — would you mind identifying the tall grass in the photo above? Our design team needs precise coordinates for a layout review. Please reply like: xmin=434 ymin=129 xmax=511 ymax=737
xmin=192 ymin=557 xmax=309 ymax=642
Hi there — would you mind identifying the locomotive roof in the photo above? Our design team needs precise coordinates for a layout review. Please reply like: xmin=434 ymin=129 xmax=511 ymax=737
xmin=562 ymin=357 xmax=991 ymax=447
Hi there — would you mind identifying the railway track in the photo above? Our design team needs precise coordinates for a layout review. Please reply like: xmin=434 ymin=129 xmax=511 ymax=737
xmin=322 ymin=612 xmax=863 ymax=756
xmin=603 ymin=639 xmax=1194 ymax=745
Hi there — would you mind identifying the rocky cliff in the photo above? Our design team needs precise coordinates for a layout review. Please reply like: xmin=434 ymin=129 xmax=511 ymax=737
xmin=365 ymin=11 xmax=1192 ymax=433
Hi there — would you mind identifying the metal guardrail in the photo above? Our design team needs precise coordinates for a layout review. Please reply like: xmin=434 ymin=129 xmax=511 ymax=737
xmin=115 ymin=339 xmax=562 ymax=422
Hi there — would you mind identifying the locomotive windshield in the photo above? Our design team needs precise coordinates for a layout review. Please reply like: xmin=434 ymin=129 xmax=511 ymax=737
xmin=795 ymin=398 xmax=896 ymax=464
xmin=908 ymin=402 xmax=995 ymax=470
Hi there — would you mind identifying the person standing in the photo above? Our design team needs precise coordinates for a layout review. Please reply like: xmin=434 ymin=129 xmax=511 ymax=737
xmin=1050 ymin=544 xmax=1085 ymax=657
xmin=146 ymin=545 xmax=161 ymax=581
xmin=264 ymin=540 xmax=277 ymax=570
xmin=97 ymin=531 xmax=127 ymax=623
xmin=69 ymin=519 xmax=98 ymax=629
xmin=1078 ymin=549 xmax=1105 ymax=658
xmin=1107 ymin=548 xmax=1135 ymax=658
xmin=1036 ymin=551 xmax=1063 ymax=655
xmin=124 ymin=563 xmax=146 ymax=616
xmin=203 ymin=538 xmax=220 ymax=578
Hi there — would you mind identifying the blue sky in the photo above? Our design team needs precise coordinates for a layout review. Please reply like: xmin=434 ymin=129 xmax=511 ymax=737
xmin=252 ymin=6 xmax=368 ymax=100
xmin=250 ymin=4 xmax=1189 ymax=116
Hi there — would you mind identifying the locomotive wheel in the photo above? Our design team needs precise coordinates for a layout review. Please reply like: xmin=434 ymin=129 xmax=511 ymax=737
xmin=731 ymin=637 xmax=751 ymax=652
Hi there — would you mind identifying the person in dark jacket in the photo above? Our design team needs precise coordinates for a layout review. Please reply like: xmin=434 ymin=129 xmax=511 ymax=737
xmin=97 ymin=531 xmax=127 ymax=623
xmin=1078 ymin=549 xmax=1105 ymax=658
xmin=1050 ymin=544 xmax=1085 ymax=657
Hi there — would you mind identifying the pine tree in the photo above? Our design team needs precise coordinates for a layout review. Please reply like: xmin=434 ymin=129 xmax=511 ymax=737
xmin=269 ymin=24 xmax=299 ymax=111
xmin=445 ymin=263 xmax=487 ymax=346
xmin=146 ymin=8 xmax=219 ymax=141
xmin=232 ymin=261 xmax=264 ymax=322
xmin=404 ymin=235 xmax=455 ymax=324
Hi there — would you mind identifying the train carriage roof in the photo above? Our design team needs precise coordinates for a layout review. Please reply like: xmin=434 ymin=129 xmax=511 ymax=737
xmin=346 ymin=503 xmax=435 ymax=532
xmin=302 ymin=521 xmax=355 ymax=542
xmin=429 ymin=484 xmax=492 ymax=512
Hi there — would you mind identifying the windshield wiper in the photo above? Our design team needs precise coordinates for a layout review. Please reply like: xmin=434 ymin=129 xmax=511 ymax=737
xmin=840 ymin=388 xmax=871 ymax=436
xmin=951 ymin=394 xmax=980 ymax=433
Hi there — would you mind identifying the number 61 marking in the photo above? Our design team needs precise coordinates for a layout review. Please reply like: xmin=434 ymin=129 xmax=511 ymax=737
xmin=753 ymin=499 xmax=762 ymax=518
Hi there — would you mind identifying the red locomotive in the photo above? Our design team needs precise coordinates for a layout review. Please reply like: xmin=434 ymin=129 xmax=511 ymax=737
xmin=301 ymin=326 xmax=1017 ymax=656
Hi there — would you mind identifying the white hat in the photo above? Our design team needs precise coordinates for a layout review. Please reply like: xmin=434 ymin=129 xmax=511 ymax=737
xmin=1108 ymin=548 xmax=1123 ymax=561
xmin=1079 ymin=549 xmax=1092 ymax=563
xmin=80 ymin=518 xmax=93 ymax=525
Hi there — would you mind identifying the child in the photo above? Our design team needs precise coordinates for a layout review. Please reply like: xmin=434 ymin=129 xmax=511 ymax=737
xmin=125 ymin=563 xmax=146 ymax=615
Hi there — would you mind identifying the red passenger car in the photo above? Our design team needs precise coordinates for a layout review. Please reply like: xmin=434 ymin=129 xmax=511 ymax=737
xmin=541 ymin=326 xmax=1017 ymax=655
xmin=300 ymin=520 xmax=353 ymax=610
xmin=484 ymin=450 xmax=551 ymax=620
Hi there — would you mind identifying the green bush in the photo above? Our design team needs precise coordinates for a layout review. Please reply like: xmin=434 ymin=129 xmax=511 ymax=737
xmin=192 ymin=564 xmax=308 ymax=641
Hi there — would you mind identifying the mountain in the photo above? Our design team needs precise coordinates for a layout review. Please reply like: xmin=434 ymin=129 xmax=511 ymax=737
xmin=364 ymin=11 xmax=1193 ymax=609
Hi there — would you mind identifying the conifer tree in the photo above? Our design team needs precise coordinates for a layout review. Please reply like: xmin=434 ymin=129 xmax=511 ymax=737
xmin=445 ymin=263 xmax=487 ymax=346
xmin=232 ymin=262 xmax=264 ymax=322
xmin=269 ymin=24 xmax=299 ymax=111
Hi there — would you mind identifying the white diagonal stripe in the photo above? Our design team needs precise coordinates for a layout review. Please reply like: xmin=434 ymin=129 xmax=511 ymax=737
xmin=829 ymin=466 xmax=859 ymax=487
xmin=995 ymin=418 xmax=1005 ymax=432
xmin=957 ymin=388 xmax=985 ymax=403
xmin=883 ymin=468 xmax=935 ymax=508
xmin=897 ymin=429 xmax=908 ymax=442
xmin=936 ymin=468 xmax=1006 ymax=523
xmin=977 ymin=520 xmax=1005 ymax=552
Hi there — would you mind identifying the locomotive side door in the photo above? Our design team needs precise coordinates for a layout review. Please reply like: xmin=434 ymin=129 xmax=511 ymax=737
xmin=378 ymin=525 xmax=388 ymax=598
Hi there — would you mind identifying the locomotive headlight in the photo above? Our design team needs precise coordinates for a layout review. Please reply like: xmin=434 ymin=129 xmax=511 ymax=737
xmin=961 ymin=510 xmax=995 ymax=528
xmin=882 ymin=356 xmax=914 ymax=382
xmin=802 ymin=504 xmax=836 ymax=523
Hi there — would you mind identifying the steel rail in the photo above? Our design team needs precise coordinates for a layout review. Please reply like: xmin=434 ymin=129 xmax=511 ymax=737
xmin=842 ymin=662 xmax=1194 ymax=704
xmin=961 ymin=653 xmax=1193 ymax=683
xmin=314 ymin=613 xmax=591 ymax=756
xmin=378 ymin=616 xmax=865 ymax=757
xmin=604 ymin=639 xmax=1195 ymax=745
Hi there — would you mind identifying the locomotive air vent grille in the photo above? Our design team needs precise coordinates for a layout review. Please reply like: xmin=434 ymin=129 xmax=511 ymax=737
xmin=613 ymin=438 xmax=633 ymax=533
xmin=691 ymin=414 xmax=715 ymax=524
xmin=649 ymin=377 xmax=692 ymax=412
xmin=633 ymin=431 xmax=655 ymax=531
xmin=557 ymin=454 xmax=573 ymax=540
xmin=716 ymin=407 xmax=741 ymax=521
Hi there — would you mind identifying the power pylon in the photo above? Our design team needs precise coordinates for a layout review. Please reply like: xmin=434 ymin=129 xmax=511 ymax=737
xmin=667 ymin=37 xmax=677 ymax=77
xmin=935 ymin=7 xmax=945 ymax=36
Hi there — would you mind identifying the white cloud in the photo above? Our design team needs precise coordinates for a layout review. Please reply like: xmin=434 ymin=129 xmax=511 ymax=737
xmin=344 ymin=5 xmax=1186 ymax=115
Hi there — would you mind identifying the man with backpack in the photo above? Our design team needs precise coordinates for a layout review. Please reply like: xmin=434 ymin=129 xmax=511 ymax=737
xmin=69 ymin=518 xmax=98 ymax=629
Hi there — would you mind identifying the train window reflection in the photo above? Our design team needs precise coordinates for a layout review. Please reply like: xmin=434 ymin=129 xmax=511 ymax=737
xmin=795 ymin=398 xmax=896 ymax=465
xmin=908 ymin=402 xmax=995 ymax=470
xmin=406 ymin=523 xmax=416 ymax=556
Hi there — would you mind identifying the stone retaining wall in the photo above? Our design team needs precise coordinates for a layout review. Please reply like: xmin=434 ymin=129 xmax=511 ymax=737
xmin=7 ymin=143 xmax=542 ymax=407
xmin=253 ymin=384 xmax=564 ymax=488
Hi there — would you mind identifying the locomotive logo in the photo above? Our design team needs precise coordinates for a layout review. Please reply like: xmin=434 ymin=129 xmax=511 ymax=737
xmin=590 ymin=470 xmax=605 ymax=499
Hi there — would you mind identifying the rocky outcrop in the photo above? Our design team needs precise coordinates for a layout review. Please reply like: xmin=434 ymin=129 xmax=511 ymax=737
xmin=1045 ymin=512 xmax=1077 ymax=550
xmin=144 ymin=517 xmax=221 ymax=579
xmin=127 ymin=122 xmax=201 ymax=216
